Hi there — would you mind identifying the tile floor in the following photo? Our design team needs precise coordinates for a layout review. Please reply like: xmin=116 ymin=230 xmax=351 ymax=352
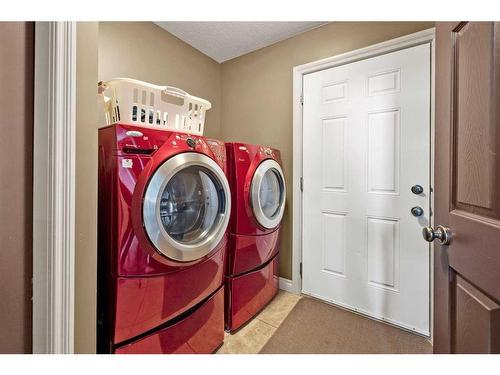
xmin=216 ymin=291 xmax=302 ymax=354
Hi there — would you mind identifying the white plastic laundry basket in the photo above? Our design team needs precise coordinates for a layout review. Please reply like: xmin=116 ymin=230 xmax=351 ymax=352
xmin=98 ymin=78 xmax=211 ymax=135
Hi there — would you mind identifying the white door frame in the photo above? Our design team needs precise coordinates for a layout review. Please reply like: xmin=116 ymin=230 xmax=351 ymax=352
xmin=32 ymin=21 xmax=77 ymax=354
xmin=291 ymin=28 xmax=436 ymax=300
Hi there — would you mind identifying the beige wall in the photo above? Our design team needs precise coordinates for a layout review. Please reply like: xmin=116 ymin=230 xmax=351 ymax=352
xmin=0 ymin=22 xmax=34 ymax=354
xmin=75 ymin=21 xmax=99 ymax=354
xmin=98 ymin=22 xmax=222 ymax=139
xmin=220 ymin=22 xmax=435 ymax=279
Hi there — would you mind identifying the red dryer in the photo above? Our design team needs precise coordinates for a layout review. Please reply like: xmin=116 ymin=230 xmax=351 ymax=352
xmin=225 ymin=143 xmax=286 ymax=331
xmin=97 ymin=124 xmax=231 ymax=353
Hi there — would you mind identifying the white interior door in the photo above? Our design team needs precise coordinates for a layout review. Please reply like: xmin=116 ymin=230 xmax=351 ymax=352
xmin=302 ymin=43 xmax=431 ymax=335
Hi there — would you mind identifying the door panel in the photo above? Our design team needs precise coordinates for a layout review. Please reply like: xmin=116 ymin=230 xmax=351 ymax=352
xmin=302 ymin=43 xmax=431 ymax=335
xmin=367 ymin=109 xmax=400 ymax=194
xmin=435 ymin=21 xmax=500 ymax=353
xmin=452 ymin=275 xmax=500 ymax=353
xmin=453 ymin=22 xmax=500 ymax=220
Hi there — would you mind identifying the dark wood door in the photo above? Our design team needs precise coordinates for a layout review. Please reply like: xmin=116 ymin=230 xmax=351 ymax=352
xmin=434 ymin=22 xmax=500 ymax=354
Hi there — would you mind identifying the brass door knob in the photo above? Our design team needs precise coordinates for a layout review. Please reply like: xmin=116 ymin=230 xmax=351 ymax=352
xmin=422 ymin=225 xmax=452 ymax=245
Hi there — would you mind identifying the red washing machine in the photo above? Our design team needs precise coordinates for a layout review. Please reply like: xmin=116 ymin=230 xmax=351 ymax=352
xmin=224 ymin=143 xmax=286 ymax=331
xmin=97 ymin=123 xmax=231 ymax=354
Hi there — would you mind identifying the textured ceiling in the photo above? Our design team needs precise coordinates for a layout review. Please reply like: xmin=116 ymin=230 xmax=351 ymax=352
xmin=154 ymin=22 xmax=327 ymax=63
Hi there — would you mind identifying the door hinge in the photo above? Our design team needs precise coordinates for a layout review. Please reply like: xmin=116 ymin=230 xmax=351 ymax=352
xmin=300 ymin=177 xmax=303 ymax=192
xmin=299 ymin=95 xmax=304 ymax=106
xmin=299 ymin=262 xmax=303 ymax=278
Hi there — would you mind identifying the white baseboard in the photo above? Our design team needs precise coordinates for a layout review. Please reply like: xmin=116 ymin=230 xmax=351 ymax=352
xmin=279 ymin=277 xmax=298 ymax=294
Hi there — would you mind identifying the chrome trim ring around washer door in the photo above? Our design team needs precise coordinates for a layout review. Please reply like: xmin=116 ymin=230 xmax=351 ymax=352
xmin=250 ymin=159 xmax=286 ymax=229
xmin=142 ymin=152 xmax=231 ymax=262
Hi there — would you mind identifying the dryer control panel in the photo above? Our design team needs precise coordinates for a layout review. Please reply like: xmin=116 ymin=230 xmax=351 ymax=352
xmin=206 ymin=139 xmax=227 ymax=165
xmin=259 ymin=146 xmax=277 ymax=159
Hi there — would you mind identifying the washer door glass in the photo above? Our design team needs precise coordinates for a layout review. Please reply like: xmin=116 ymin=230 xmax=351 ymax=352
xmin=143 ymin=152 xmax=231 ymax=262
xmin=160 ymin=166 xmax=220 ymax=243
xmin=251 ymin=159 xmax=286 ymax=229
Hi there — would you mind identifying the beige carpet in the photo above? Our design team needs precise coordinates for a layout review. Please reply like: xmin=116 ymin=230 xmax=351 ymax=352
xmin=260 ymin=296 xmax=432 ymax=354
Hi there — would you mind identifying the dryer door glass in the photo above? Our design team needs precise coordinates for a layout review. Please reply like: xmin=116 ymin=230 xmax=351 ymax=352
xmin=143 ymin=152 xmax=231 ymax=262
xmin=259 ymin=169 xmax=282 ymax=219
xmin=159 ymin=166 xmax=220 ymax=243
xmin=251 ymin=159 xmax=286 ymax=229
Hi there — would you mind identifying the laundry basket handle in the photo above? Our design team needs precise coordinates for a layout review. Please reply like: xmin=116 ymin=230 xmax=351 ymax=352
xmin=98 ymin=78 xmax=189 ymax=99
xmin=162 ymin=86 xmax=188 ymax=99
